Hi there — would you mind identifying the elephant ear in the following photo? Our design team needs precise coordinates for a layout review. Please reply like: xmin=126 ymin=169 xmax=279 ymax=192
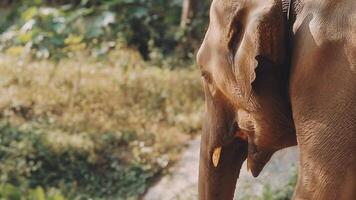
xmin=230 ymin=0 xmax=287 ymax=105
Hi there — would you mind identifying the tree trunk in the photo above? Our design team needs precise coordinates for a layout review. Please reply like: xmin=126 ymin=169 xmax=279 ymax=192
xmin=180 ymin=0 xmax=196 ymax=28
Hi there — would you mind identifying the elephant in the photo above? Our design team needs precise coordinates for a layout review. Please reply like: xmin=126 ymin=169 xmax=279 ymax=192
xmin=196 ymin=0 xmax=356 ymax=199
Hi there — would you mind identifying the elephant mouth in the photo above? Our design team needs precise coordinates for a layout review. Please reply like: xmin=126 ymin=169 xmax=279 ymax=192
xmin=231 ymin=121 xmax=270 ymax=177
xmin=247 ymin=155 xmax=269 ymax=177
xmin=231 ymin=121 xmax=250 ymax=143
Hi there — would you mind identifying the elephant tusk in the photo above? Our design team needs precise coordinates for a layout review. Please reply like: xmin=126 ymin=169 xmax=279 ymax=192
xmin=212 ymin=147 xmax=222 ymax=167
xmin=247 ymin=156 xmax=251 ymax=172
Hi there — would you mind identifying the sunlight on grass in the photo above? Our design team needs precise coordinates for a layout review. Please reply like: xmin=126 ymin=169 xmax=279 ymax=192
xmin=0 ymin=50 xmax=204 ymax=199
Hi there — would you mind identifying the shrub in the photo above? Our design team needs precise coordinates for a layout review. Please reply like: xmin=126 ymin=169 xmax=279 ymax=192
xmin=0 ymin=183 xmax=66 ymax=200
xmin=260 ymin=167 xmax=298 ymax=200
xmin=0 ymin=123 xmax=158 ymax=199
xmin=0 ymin=0 xmax=210 ymax=61
xmin=0 ymin=52 xmax=203 ymax=199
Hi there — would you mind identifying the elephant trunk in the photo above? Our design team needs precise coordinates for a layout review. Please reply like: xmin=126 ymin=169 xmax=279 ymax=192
xmin=198 ymin=87 xmax=248 ymax=200
xmin=198 ymin=129 xmax=247 ymax=200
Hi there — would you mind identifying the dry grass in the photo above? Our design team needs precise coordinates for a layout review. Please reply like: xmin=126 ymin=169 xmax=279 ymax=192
xmin=0 ymin=51 xmax=203 ymax=144
xmin=0 ymin=49 xmax=204 ymax=198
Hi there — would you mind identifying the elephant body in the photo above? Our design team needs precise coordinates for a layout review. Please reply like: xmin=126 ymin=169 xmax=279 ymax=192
xmin=290 ymin=0 xmax=356 ymax=199
xmin=197 ymin=0 xmax=356 ymax=199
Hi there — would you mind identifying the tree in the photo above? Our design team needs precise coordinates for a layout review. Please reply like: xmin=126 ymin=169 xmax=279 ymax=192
xmin=180 ymin=0 xmax=197 ymax=28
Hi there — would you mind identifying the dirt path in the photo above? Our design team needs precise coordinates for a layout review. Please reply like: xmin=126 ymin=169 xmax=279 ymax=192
xmin=143 ymin=138 xmax=200 ymax=200
xmin=143 ymin=137 xmax=298 ymax=200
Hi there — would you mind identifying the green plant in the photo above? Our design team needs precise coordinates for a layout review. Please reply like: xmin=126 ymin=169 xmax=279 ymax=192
xmin=260 ymin=167 xmax=298 ymax=200
xmin=0 ymin=184 xmax=66 ymax=200
xmin=0 ymin=52 xmax=203 ymax=199
xmin=0 ymin=0 xmax=210 ymax=61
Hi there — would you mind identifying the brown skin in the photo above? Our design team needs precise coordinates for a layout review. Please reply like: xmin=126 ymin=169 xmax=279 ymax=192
xmin=198 ymin=0 xmax=356 ymax=199
xmin=290 ymin=0 xmax=356 ymax=199
xmin=197 ymin=0 xmax=296 ymax=199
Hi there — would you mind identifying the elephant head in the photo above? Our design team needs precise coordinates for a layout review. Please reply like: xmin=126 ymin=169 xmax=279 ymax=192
xmin=197 ymin=0 xmax=296 ymax=199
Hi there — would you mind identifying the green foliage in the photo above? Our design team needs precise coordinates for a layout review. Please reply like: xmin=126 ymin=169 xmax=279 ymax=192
xmin=0 ymin=52 xmax=203 ymax=199
xmin=260 ymin=168 xmax=298 ymax=200
xmin=0 ymin=184 xmax=66 ymax=200
xmin=0 ymin=0 xmax=210 ymax=61
xmin=0 ymin=123 xmax=158 ymax=198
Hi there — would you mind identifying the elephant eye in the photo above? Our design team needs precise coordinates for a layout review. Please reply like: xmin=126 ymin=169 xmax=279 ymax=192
xmin=201 ymin=71 xmax=213 ymax=84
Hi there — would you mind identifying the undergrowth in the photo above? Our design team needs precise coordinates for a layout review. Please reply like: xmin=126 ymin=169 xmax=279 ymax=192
xmin=0 ymin=49 xmax=204 ymax=199
xmin=260 ymin=167 xmax=298 ymax=200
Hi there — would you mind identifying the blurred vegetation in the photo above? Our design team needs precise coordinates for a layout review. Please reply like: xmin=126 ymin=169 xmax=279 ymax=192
xmin=0 ymin=0 xmax=210 ymax=61
xmin=240 ymin=167 xmax=297 ymax=200
xmin=0 ymin=0 xmax=297 ymax=199
xmin=0 ymin=50 xmax=204 ymax=199
xmin=260 ymin=167 xmax=298 ymax=200
xmin=0 ymin=0 xmax=208 ymax=198
xmin=0 ymin=183 xmax=66 ymax=200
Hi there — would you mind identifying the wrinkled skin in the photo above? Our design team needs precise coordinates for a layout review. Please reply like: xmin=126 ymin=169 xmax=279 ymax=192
xmin=197 ymin=0 xmax=296 ymax=199
xmin=197 ymin=0 xmax=356 ymax=199
xmin=290 ymin=0 xmax=356 ymax=199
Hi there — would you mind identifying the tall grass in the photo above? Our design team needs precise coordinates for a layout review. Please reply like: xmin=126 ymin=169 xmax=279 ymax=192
xmin=0 ymin=49 xmax=204 ymax=199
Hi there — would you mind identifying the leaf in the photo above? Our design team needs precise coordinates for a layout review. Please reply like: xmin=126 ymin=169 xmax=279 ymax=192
xmin=64 ymin=35 xmax=83 ymax=45
xmin=22 ymin=7 xmax=38 ymax=21
xmin=35 ymin=187 xmax=46 ymax=200
xmin=49 ymin=35 xmax=65 ymax=46
xmin=132 ymin=7 xmax=149 ymax=19
xmin=1 ymin=184 xmax=21 ymax=200
xmin=85 ymin=25 xmax=104 ymax=39
xmin=34 ymin=0 xmax=42 ymax=5
xmin=17 ymin=32 xmax=33 ymax=43
xmin=52 ymin=193 xmax=65 ymax=200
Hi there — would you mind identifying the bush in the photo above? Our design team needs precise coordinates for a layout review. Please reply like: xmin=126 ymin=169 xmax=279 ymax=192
xmin=0 ymin=52 xmax=204 ymax=199
xmin=0 ymin=123 xmax=158 ymax=199
xmin=0 ymin=183 xmax=66 ymax=200
xmin=0 ymin=0 xmax=210 ymax=61
xmin=260 ymin=168 xmax=298 ymax=200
